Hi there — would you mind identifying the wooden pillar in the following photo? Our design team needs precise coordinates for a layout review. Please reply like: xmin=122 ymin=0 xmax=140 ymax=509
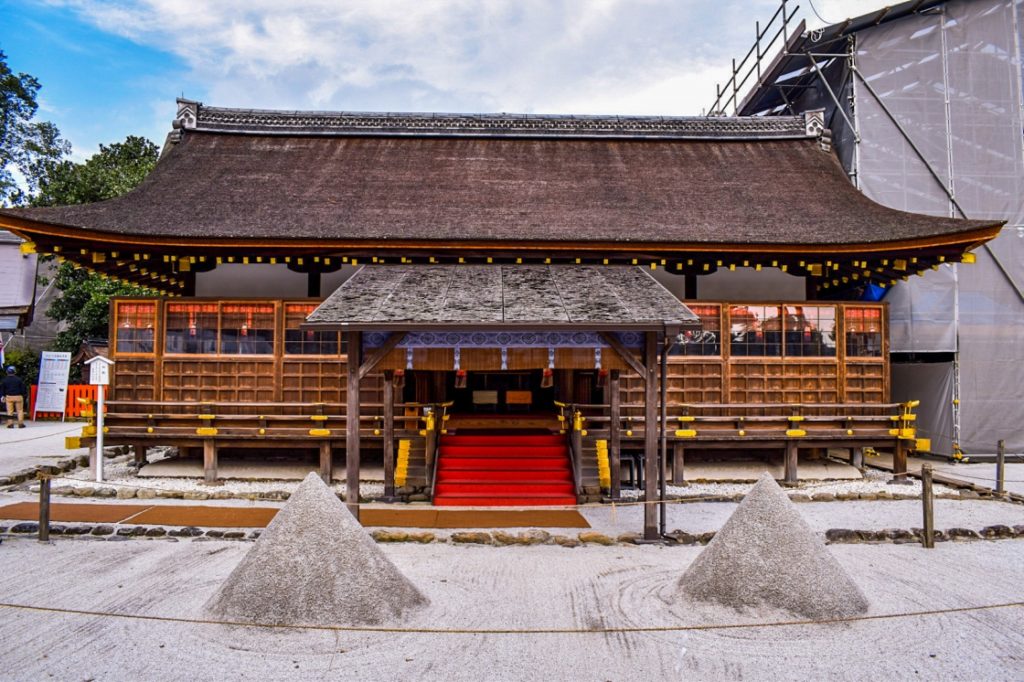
xmin=784 ymin=441 xmax=798 ymax=484
xmin=307 ymin=271 xmax=321 ymax=298
xmin=319 ymin=442 xmax=333 ymax=484
xmin=133 ymin=443 xmax=148 ymax=466
xmin=607 ymin=369 xmax=621 ymax=500
xmin=684 ymin=273 xmax=697 ymax=299
xmin=345 ymin=330 xmax=362 ymax=518
xmin=894 ymin=438 xmax=908 ymax=479
xmin=383 ymin=370 xmax=396 ymax=500
xmin=203 ymin=439 xmax=218 ymax=484
xmin=672 ymin=442 xmax=685 ymax=485
xmin=643 ymin=332 xmax=658 ymax=540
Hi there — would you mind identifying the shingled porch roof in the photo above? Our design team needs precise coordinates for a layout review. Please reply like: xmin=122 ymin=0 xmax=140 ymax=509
xmin=304 ymin=264 xmax=699 ymax=331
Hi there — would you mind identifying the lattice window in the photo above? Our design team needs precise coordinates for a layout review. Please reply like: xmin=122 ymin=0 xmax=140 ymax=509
xmin=845 ymin=307 xmax=883 ymax=357
xmin=782 ymin=305 xmax=837 ymax=357
xmin=220 ymin=303 xmax=275 ymax=355
xmin=729 ymin=305 xmax=782 ymax=357
xmin=114 ymin=301 xmax=156 ymax=354
xmin=165 ymin=303 xmax=219 ymax=354
xmin=284 ymin=303 xmax=343 ymax=355
xmin=673 ymin=304 xmax=721 ymax=356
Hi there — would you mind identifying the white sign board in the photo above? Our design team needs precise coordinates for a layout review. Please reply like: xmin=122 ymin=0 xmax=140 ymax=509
xmin=35 ymin=351 xmax=72 ymax=418
xmin=88 ymin=359 xmax=111 ymax=385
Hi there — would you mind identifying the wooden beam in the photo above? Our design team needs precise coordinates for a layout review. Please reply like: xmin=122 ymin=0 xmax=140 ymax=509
xmin=784 ymin=441 xmax=798 ymax=484
xmin=383 ymin=370 xmax=396 ymax=500
xmin=643 ymin=331 xmax=659 ymax=541
xmin=133 ymin=443 xmax=148 ymax=466
xmin=359 ymin=332 xmax=407 ymax=381
xmin=600 ymin=332 xmax=647 ymax=378
xmin=203 ymin=439 xmax=218 ymax=484
xmin=894 ymin=438 xmax=908 ymax=480
xmin=607 ymin=369 xmax=622 ymax=500
xmin=672 ymin=442 xmax=685 ymax=485
xmin=319 ymin=441 xmax=333 ymax=485
xmin=346 ymin=330 xmax=362 ymax=519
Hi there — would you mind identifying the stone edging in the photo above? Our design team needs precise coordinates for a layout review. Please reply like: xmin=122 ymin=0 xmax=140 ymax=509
xmin=2 ymin=524 xmax=1022 ymax=547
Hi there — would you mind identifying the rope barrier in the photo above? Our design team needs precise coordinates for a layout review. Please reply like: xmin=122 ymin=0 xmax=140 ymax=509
xmin=0 ymin=425 xmax=83 ymax=445
xmin=0 ymin=599 xmax=1020 ymax=635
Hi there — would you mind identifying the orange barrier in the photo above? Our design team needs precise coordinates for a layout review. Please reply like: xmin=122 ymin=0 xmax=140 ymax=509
xmin=28 ymin=384 xmax=98 ymax=420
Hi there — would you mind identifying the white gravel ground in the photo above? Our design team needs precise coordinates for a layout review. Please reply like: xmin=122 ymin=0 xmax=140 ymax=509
xmin=0 ymin=537 xmax=1021 ymax=680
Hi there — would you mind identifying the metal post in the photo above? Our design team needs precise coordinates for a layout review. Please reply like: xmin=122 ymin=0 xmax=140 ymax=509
xmin=38 ymin=475 xmax=50 ymax=543
xmin=996 ymin=439 xmax=1006 ymax=495
xmin=921 ymin=463 xmax=935 ymax=549
xmin=95 ymin=384 xmax=105 ymax=483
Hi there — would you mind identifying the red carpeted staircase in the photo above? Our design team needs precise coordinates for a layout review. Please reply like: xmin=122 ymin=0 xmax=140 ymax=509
xmin=433 ymin=433 xmax=578 ymax=506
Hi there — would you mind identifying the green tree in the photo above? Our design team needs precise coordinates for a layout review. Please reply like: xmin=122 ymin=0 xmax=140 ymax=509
xmin=0 ymin=50 xmax=70 ymax=206
xmin=35 ymin=136 xmax=160 ymax=354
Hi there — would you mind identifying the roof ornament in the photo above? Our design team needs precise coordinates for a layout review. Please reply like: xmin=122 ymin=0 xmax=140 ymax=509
xmin=174 ymin=99 xmax=199 ymax=131
xmin=804 ymin=109 xmax=832 ymax=152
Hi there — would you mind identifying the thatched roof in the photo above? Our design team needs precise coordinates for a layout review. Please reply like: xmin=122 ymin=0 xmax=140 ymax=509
xmin=0 ymin=101 xmax=999 ymax=248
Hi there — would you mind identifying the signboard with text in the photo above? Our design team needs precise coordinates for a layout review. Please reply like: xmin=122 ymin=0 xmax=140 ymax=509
xmin=34 ymin=351 xmax=72 ymax=419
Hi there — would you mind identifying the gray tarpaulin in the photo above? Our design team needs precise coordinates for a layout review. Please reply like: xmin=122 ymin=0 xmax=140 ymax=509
xmin=891 ymin=362 xmax=955 ymax=457
xmin=853 ymin=0 xmax=1024 ymax=454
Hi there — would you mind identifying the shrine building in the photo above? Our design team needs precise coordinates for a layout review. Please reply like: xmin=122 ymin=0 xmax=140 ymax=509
xmin=0 ymin=100 xmax=1001 ymax=538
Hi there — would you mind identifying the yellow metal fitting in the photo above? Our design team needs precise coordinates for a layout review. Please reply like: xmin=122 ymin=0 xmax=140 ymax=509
xmin=308 ymin=428 xmax=330 ymax=437
xmin=675 ymin=429 xmax=697 ymax=438
xmin=196 ymin=427 xmax=218 ymax=436
xmin=785 ymin=429 xmax=806 ymax=437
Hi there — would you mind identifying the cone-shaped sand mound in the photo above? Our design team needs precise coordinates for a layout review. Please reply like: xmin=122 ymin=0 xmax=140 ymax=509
xmin=679 ymin=472 xmax=869 ymax=620
xmin=205 ymin=472 xmax=428 ymax=626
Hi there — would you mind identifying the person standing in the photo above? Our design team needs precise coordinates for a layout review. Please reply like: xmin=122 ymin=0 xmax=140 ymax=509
xmin=2 ymin=366 xmax=27 ymax=428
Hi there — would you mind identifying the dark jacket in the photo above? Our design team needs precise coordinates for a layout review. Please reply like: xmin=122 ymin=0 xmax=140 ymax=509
xmin=1 ymin=375 xmax=27 ymax=399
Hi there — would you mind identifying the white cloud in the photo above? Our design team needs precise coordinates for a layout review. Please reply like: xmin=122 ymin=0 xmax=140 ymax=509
xmin=49 ymin=0 xmax=784 ymax=116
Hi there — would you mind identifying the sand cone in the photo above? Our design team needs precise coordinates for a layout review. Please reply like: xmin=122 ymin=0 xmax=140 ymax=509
xmin=205 ymin=472 xmax=428 ymax=626
xmin=679 ymin=472 xmax=869 ymax=619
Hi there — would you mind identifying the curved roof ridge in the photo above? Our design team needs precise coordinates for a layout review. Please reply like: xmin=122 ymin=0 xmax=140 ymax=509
xmin=175 ymin=98 xmax=813 ymax=140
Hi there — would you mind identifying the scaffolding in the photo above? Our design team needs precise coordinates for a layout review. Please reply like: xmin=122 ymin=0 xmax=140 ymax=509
xmin=714 ymin=0 xmax=1024 ymax=457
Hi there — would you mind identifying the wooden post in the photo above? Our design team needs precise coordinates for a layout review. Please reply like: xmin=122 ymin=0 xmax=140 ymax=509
xmin=134 ymin=443 xmax=148 ymax=466
xmin=921 ymin=463 xmax=935 ymax=549
xmin=345 ymin=330 xmax=362 ymax=519
xmin=851 ymin=447 xmax=864 ymax=469
xmin=319 ymin=442 xmax=333 ymax=484
xmin=894 ymin=438 xmax=908 ymax=480
xmin=672 ymin=442 xmax=685 ymax=484
xmin=88 ymin=445 xmax=97 ymax=478
xmin=383 ymin=370 xmax=396 ymax=501
xmin=996 ymin=439 xmax=1005 ymax=495
xmin=38 ymin=476 xmax=50 ymax=543
xmin=784 ymin=441 xmax=798 ymax=484
xmin=203 ymin=439 xmax=218 ymax=484
xmin=607 ymin=370 xmax=621 ymax=500
xmin=643 ymin=332 xmax=658 ymax=541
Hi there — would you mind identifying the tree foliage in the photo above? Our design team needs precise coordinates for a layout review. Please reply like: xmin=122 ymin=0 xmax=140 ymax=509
xmin=36 ymin=136 xmax=160 ymax=353
xmin=32 ymin=135 xmax=159 ymax=207
xmin=0 ymin=50 xmax=70 ymax=206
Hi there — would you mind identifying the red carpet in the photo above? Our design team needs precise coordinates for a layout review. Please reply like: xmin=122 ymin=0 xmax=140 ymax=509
xmin=434 ymin=433 xmax=577 ymax=506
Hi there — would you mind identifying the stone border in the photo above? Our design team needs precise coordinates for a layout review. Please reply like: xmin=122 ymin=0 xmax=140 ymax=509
xmin=2 ymin=524 xmax=1022 ymax=547
xmin=0 ymin=454 xmax=89 ymax=487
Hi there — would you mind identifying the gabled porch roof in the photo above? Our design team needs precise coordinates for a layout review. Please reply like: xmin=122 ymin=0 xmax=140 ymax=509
xmin=305 ymin=264 xmax=699 ymax=332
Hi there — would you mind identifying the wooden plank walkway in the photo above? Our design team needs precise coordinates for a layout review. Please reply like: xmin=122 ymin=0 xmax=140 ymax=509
xmin=0 ymin=503 xmax=590 ymax=529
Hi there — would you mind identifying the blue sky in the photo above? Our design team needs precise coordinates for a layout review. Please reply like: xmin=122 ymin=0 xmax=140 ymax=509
xmin=1 ymin=0 xmax=870 ymax=161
